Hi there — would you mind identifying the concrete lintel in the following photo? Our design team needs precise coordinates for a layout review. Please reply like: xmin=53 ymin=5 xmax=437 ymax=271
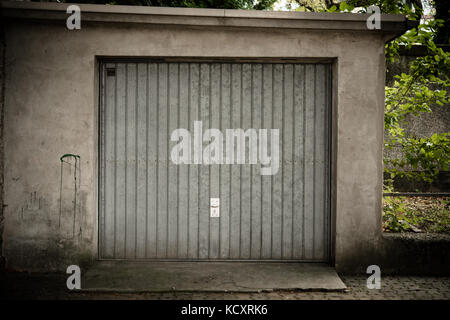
xmin=1 ymin=1 xmax=411 ymax=37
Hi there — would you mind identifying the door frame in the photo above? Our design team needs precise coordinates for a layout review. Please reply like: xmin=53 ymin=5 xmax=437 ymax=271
xmin=96 ymin=57 xmax=336 ymax=263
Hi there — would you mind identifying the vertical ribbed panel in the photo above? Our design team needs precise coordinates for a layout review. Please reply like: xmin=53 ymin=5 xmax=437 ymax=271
xmin=100 ymin=61 xmax=331 ymax=261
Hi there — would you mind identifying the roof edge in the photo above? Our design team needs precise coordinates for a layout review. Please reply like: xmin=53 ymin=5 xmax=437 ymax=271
xmin=0 ymin=1 xmax=412 ymax=37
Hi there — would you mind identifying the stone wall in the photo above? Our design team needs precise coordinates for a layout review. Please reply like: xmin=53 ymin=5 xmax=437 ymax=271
xmin=384 ymin=46 xmax=450 ymax=192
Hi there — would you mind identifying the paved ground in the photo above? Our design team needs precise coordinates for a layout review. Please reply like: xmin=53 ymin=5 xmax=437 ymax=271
xmin=82 ymin=262 xmax=346 ymax=292
xmin=1 ymin=272 xmax=449 ymax=299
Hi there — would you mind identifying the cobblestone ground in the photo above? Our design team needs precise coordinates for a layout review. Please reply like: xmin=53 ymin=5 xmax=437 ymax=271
xmin=1 ymin=273 xmax=449 ymax=300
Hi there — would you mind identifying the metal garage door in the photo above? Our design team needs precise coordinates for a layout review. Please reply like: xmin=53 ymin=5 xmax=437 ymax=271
xmin=99 ymin=60 xmax=331 ymax=261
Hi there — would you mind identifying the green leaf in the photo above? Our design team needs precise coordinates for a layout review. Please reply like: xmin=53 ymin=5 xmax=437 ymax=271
xmin=339 ymin=1 xmax=350 ymax=11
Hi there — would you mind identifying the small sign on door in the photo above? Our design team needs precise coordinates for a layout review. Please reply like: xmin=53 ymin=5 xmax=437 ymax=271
xmin=210 ymin=198 xmax=220 ymax=218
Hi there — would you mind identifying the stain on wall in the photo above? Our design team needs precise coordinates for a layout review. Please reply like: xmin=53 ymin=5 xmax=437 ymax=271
xmin=2 ymin=153 xmax=91 ymax=272
xmin=59 ymin=154 xmax=83 ymax=241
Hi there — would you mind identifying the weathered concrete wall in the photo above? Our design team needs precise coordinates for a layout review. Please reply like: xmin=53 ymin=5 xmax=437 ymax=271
xmin=0 ymin=18 xmax=5 ymax=271
xmin=2 ymin=8 xmax=396 ymax=273
xmin=379 ymin=233 xmax=450 ymax=275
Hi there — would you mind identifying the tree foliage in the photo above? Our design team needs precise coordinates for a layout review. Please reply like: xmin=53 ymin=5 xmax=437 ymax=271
xmin=377 ymin=2 xmax=449 ymax=185
xmin=292 ymin=0 xmax=423 ymax=14
xmin=293 ymin=0 xmax=450 ymax=187
xmin=384 ymin=21 xmax=450 ymax=184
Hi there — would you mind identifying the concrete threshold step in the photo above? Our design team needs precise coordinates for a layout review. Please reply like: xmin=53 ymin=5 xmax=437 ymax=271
xmin=81 ymin=261 xmax=347 ymax=293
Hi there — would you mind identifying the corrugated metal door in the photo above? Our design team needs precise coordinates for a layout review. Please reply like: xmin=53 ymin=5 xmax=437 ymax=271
xmin=99 ymin=61 xmax=331 ymax=261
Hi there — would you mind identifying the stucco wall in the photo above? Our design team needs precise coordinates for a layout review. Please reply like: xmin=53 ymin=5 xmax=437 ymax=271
xmin=2 ymin=17 xmax=390 ymax=272
xmin=0 ymin=20 xmax=5 ymax=270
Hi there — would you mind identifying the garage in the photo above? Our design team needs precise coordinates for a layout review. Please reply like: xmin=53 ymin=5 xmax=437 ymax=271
xmin=99 ymin=61 xmax=331 ymax=261
xmin=1 ymin=1 xmax=410 ymax=272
